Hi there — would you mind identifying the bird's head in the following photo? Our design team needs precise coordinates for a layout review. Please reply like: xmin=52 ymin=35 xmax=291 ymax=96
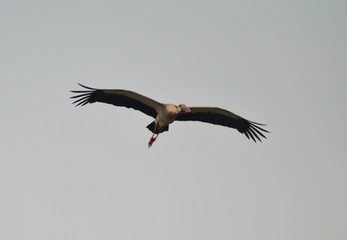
xmin=178 ymin=104 xmax=191 ymax=113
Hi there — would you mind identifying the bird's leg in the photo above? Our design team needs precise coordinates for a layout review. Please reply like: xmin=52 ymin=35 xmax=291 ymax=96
xmin=148 ymin=133 xmax=159 ymax=148
xmin=148 ymin=123 xmax=160 ymax=148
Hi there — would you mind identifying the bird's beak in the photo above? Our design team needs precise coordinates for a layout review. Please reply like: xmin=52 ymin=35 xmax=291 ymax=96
xmin=183 ymin=106 xmax=191 ymax=113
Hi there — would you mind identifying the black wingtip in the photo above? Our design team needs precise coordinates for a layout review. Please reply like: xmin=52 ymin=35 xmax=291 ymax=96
xmin=70 ymin=83 xmax=97 ymax=106
xmin=77 ymin=83 xmax=97 ymax=90
xmin=242 ymin=120 xmax=269 ymax=143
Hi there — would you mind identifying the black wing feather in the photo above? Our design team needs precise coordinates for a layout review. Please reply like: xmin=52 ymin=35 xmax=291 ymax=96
xmin=70 ymin=84 xmax=161 ymax=118
xmin=176 ymin=107 xmax=269 ymax=142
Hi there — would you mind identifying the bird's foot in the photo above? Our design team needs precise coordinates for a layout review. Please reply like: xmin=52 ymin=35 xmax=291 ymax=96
xmin=148 ymin=135 xmax=158 ymax=148
xmin=148 ymin=137 xmax=156 ymax=148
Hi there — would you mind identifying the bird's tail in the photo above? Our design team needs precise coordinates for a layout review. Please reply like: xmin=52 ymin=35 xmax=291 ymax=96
xmin=146 ymin=122 xmax=169 ymax=133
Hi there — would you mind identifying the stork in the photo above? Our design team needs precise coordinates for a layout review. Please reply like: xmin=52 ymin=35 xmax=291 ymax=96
xmin=71 ymin=84 xmax=269 ymax=147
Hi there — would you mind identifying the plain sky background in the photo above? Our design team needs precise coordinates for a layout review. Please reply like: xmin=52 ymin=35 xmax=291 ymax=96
xmin=1 ymin=0 xmax=346 ymax=239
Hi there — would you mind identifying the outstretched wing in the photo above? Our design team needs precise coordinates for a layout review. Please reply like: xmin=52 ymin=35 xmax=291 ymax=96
xmin=176 ymin=107 xmax=269 ymax=142
xmin=70 ymin=84 xmax=162 ymax=118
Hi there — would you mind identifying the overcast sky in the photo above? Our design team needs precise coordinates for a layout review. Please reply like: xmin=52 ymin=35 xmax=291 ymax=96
xmin=1 ymin=0 xmax=346 ymax=239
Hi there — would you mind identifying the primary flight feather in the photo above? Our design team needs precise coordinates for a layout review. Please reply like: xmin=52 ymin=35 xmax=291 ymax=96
xmin=71 ymin=84 xmax=269 ymax=147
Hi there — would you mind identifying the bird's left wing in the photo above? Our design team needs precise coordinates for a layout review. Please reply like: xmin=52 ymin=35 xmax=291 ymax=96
xmin=176 ymin=107 xmax=269 ymax=142
xmin=71 ymin=84 xmax=162 ymax=118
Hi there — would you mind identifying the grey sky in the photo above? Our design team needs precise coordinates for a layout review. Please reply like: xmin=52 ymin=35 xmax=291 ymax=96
xmin=1 ymin=0 xmax=346 ymax=239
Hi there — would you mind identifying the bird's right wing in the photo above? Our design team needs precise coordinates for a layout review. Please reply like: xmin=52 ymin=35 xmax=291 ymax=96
xmin=176 ymin=107 xmax=269 ymax=142
xmin=70 ymin=84 xmax=162 ymax=118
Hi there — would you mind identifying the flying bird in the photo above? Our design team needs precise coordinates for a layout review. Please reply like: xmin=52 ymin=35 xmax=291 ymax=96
xmin=71 ymin=84 xmax=269 ymax=147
